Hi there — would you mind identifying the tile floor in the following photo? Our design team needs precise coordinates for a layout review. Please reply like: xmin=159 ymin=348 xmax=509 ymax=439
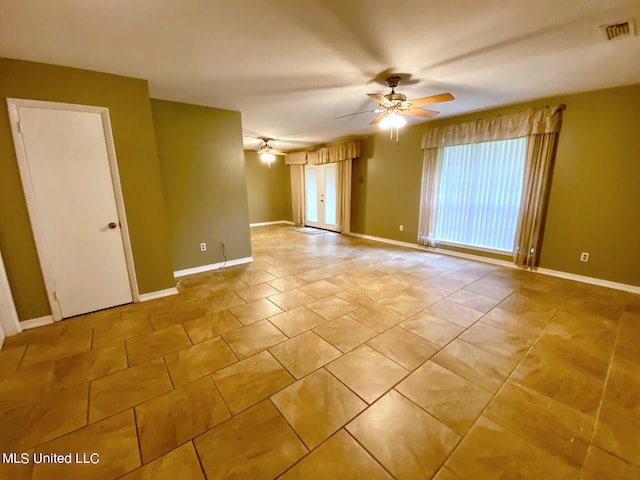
xmin=1 ymin=224 xmax=639 ymax=479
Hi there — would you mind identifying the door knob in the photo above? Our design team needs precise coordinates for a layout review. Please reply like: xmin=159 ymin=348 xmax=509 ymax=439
xmin=108 ymin=222 xmax=118 ymax=229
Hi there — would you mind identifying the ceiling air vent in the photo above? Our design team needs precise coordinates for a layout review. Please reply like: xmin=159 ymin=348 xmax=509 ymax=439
xmin=599 ymin=20 xmax=635 ymax=41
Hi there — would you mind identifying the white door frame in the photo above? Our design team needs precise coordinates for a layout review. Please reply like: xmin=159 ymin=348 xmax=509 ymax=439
xmin=0 ymin=248 xmax=21 ymax=338
xmin=6 ymin=98 xmax=140 ymax=321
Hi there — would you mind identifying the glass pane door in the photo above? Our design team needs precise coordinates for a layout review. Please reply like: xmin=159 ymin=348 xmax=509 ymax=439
xmin=305 ymin=164 xmax=338 ymax=231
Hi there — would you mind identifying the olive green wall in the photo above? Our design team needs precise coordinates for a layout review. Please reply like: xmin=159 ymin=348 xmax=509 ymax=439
xmin=244 ymin=151 xmax=292 ymax=224
xmin=151 ymin=100 xmax=252 ymax=271
xmin=351 ymin=83 xmax=640 ymax=287
xmin=0 ymin=58 xmax=175 ymax=321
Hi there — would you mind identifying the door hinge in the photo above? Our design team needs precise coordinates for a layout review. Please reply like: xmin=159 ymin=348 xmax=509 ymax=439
xmin=53 ymin=291 xmax=59 ymax=302
xmin=17 ymin=121 xmax=23 ymax=134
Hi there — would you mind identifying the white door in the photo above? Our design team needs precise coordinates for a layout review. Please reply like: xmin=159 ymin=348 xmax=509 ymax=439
xmin=305 ymin=163 xmax=338 ymax=231
xmin=8 ymin=100 xmax=134 ymax=319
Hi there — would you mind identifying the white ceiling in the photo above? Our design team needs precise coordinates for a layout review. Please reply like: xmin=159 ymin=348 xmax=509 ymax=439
xmin=2 ymin=0 xmax=640 ymax=152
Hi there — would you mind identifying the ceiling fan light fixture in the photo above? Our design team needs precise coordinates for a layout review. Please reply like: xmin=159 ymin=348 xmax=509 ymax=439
xmin=379 ymin=112 xmax=407 ymax=129
xmin=259 ymin=151 xmax=276 ymax=163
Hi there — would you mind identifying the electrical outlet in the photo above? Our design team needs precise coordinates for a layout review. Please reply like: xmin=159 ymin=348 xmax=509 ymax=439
xmin=580 ymin=252 xmax=589 ymax=262
xmin=399 ymin=225 xmax=404 ymax=231
xmin=200 ymin=242 xmax=207 ymax=252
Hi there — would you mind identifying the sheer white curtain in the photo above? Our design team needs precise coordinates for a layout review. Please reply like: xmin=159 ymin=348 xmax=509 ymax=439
xmin=419 ymin=105 xmax=564 ymax=268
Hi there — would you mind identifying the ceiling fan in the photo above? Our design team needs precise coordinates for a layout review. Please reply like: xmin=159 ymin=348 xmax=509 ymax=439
xmin=336 ymin=76 xmax=455 ymax=126
xmin=256 ymin=138 xmax=285 ymax=166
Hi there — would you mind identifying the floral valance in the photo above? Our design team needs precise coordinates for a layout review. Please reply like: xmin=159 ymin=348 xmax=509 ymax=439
xmin=421 ymin=105 xmax=565 ymax=149
xmin=285 ymin=139 xmax=361 ymax=165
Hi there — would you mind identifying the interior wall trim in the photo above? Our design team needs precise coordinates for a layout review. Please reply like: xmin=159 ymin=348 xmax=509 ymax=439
xmin=20 ymin=315 xmax=54 ymax=330
xmin=139 ymin=287 xmax=179 ymax=302
xmin=346 ymin=232 xmax=640 ymax=294
xmin=173 ymin=256 xmax=253 ymax=278
xmin=249 ymin=221 xmax=295 ymax=227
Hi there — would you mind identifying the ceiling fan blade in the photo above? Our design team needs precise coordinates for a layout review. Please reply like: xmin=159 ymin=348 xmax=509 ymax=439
xmin=367 ymin=94 xmax=392 ymax=106
xmin=409 ymin=93 xmax=455 ymax=107
xmin=334 ymin=109 xmax=376 ymax=119
xmin=405 ymin=108 xmax=440 ymax=118
xmin=369 ymin=112 xmax=387 ymax=125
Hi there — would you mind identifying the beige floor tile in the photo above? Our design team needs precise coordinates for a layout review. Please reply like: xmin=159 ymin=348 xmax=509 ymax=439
xmin=149 ymin=303 xmax=204 ymax=330
xmin=379 ymin=291 xmax=435 ymax=317
xmin=326 ymin=345 xmax=408 ymax=403
xmin=432 ymin=339 xmax=513 ymax=393
xmin=335 ymin=285 xmax=382 ymax=306
xmin=164 ymin=336 xmax=237 ymax=386
xmin=0 ymin=383 xmax=88 ymax=451
xmin=197 ymin=291 xmax=246 ymax=315
xmin=93 ymin=312 xmax=153 ymax=349
xmin=463 ymin=280 xmax=515 ymax=300
xmin=279 ymin=430 xmax=393 ymax=480
xmin=346 ymin=303 xmax=406 ymax=333
xmin=447 ymin=289 xmax=500 ymax=313
xmin=222 ymin=319 xmax=287 ymax=358
xmin=618 ymin=311 xmax=640 ymax=353
xmin=396 ymin=361 xmax=492 ymax=435
xmin=459 ymin=321 xmax=531 ymax=359
xmin=89 ymin=358 xmax=172 ymax=422
xmin=481 ymin=306 xmax=550 ymax=341
xmin=235 ymin=283 xmax=280 ymax=302
xmin=21 ymin=329 xmax=92 ymax=366
xmin=135 ymin=376 xmax=230 ymax=463
xmin=268 ymin=306 xmax=327 ymax=337
xmin=194 ymin=400 xmax=307 ymax=480
xmin=427 ymin=300 xmax=484 ymax=328
xmin=511 ymin=336 xmax=607 ymax=415
xmin=31 ymin=410 xmax=140 ymax=480
xmin=0 ymin=448 xmax=33 ymax=480
xmin=306 ymin=295 xmax=358 ymax=320
xmin=611 ymin=344 xmax=640 ymax=376
xmin=593 ymin=400 xmax=640 ymax=465
xmin=267 ymin=288 xmax=316 ymax=311
xmin=297 ymin=268 xmax=334 ymax=283
xmin=433 ymin=467 xmax=463 ymax=480
xmin=446 ymin=416 xmax=580 ymax=480
xmin=2 ymin=324 xmax=62 ymax=350
xmin=367 ymin=326 xmax=439 ymax=370
xmin=347 ymin=389 xmax=460 ymax=480
xmin=562 ymin=284 xmax=625 ymax=321
xmin=313 ymin=316 xmax=376 ymax=352
xmin=485 ymin=382 xmax=594 ymax=467
xmin=53 ymin=341 xmax=127 ymax=390
xmin=126 ymin=324 xmax=192 ymax=366
xmin=496 ymin=293 xmax=558 ymax=319
xmin=229 ymin=298 xmax=283 ymax=325
xmin=0 ymin=362 xmax=54 ymax=410
xmin=272 ymin=368 xmax=366 ymax=449
xmin=582 ymin=446 xmax=640 ymax=480
xmin=268 ymin=275 xmax=308 ymax=292
xmin=0 ymin=345 xmax=26 ymax=376
xmin=400 ymin=311 xmax=465 ymax=347
xmin=120 ymin=442 xmax=205 ymax=480
xmin=212 ymin=350 xmax=294 ymax=413
xmin=545 ymin=309 xmax=618 ymax=363
xmin=237 ymin=270 xmax=278 ymax=286
xmin=269 ymin=331 xmax=341 ymax=379
xmin=299 ymin=279 xmax=344 ymax=299
xmin=182 ymin=309 xmax=242 ymax=343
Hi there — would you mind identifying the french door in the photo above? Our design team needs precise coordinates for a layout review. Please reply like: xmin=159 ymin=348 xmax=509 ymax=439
xmin=305 ymin=163 xmax=338 ymax=231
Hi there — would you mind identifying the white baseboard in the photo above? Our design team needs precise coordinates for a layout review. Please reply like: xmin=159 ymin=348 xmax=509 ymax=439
xmin=139 ymin=287 xmax=179 ymax=302
xmin=250 ymin=220 xmax=295 ymax=227
xmin=20 ymin=315 xmax=54 ymax=330
xmin=347 ymin=232 xmax=640 ymax=294
xmin=174 ymin=256 xmax=253 ymax=278
xmin=535 ymin=268 xmax=640 ymax=294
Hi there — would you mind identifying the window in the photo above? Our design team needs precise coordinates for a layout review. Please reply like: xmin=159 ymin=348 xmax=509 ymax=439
xmin=434 ymin=138 xmax=526 ymax=252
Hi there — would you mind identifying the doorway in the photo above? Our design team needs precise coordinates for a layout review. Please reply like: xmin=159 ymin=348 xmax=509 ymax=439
xmin=7 ymin=99 xmax=138 ymax=321
xmin=305 ymin=163 xmax=338 ymax=231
